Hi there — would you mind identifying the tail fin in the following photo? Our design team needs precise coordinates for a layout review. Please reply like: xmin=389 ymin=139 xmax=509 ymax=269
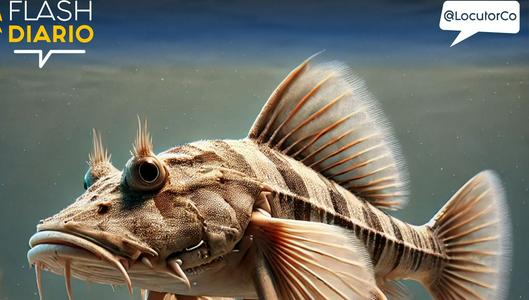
xmin=427 ymin=171 xmax=511 ymax=300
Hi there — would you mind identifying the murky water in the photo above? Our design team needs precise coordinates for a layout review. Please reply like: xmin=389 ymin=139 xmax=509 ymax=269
xmin=0 ymin=53 xmax=528 ymax=299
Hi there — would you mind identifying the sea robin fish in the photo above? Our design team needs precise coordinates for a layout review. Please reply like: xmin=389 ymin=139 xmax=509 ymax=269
xmin=27 ymin=56 xmax=511 ymax=300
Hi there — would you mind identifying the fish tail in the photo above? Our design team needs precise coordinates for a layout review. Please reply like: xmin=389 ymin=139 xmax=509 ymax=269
xmin=425 ymin=170 xmax=511 ymax=300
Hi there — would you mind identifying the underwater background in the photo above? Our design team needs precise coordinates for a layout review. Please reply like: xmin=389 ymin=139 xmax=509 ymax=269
xmin=0 ymin=0 xmax=528 ymax=299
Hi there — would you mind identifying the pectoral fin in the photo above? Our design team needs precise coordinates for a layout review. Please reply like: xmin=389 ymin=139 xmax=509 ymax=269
xmin=253 ymin=246 xmax=280 ymax=299
xmin=249 ymin=211 xmax=386 ymax=300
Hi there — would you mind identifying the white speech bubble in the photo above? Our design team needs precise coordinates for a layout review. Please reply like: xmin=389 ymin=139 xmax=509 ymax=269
xmin=440 ymin=1 xmax=520 ymax=47
xmin=13 ymin=49 xmax=86 ymax=68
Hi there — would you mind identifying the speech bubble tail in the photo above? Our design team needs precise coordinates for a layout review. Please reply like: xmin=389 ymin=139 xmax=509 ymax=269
xmin=450 ymin=30 xmax=478 ymax=47
xmin=13 ymin=49 xmax=86 ymax=68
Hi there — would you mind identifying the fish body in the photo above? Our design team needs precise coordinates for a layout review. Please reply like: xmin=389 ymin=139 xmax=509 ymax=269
xmin=27 ymin=56 xmax=511 ymax=300
xmin=182 ymin=138 xmax=442 ymax=282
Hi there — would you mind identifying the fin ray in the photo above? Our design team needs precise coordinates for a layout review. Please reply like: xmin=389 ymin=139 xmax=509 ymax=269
xmin=249 ymin=211 xmax=384 ymax=300
xmin=427 ymin=171 xmax=511 ymax=300
xmin=248 ymin=57 xmax=408 ymax=209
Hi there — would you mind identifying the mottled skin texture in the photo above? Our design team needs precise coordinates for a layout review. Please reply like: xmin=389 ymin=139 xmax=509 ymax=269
xmin=36 ymin=145 xmax=265 ymax=297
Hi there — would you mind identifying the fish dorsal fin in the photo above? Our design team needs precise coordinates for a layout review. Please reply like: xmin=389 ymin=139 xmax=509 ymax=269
xmin=249 ymin=56 xmax=408 ymax=209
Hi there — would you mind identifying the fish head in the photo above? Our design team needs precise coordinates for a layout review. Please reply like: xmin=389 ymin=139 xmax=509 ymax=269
xmin=27 ymin=123 xmax=256 ymax=297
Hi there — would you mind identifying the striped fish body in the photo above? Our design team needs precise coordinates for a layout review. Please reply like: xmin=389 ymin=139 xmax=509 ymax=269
xmin=186 ymin=139 xmax=444 ymax=283
xmin=176 ymin=56 xmax=510 ymax=299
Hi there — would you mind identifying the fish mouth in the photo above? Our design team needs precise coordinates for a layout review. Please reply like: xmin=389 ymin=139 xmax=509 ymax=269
xmin=27 ymin=229 xmax=192 ymax=299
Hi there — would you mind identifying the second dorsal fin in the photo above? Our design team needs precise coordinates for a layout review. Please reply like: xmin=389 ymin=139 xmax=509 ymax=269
xmin=248 ymin=55 xmax=408 ymax=210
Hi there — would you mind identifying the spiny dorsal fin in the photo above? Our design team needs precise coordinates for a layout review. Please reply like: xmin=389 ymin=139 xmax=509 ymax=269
xmin=134 ymin=117 xmax=154 ymax=157
xmin=89 ymin=129 xmax=111 ymax=167
xmin=249 ymin=56 xmax=408 ymax=209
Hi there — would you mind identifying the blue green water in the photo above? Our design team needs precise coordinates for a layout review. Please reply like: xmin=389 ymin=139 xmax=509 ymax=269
xmin=1 ymin=53 xmax=528 ymax=299
xmin=0 ymin=1 xmax=528 ymax=299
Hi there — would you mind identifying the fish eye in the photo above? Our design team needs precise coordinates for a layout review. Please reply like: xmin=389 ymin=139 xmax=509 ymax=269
xmin=124 ymin=156 xmax=167 ymax=192
xmin=138 ymin=160 xmax=160 ymax=183
xmin=83 ymin=168 xmax=95 ymax=190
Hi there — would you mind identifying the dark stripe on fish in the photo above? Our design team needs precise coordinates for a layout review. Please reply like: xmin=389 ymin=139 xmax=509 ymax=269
xmin=361 ymin=206 xmax=375 ymax=250
xmin=325 ymin=210 xmax=335 ymax=225
xmin=362 ymin=203 xmax=385 ymax=265
xmin=213 ymin=140 xmax=256 ymax=177
xmin=362 ymin=208 xmax=372 ymax=228
xmin=279 ymin=193 xmax=295 ymax=219
xmin=325 ymin=179 xmax=351 ymax=218
xmin=312 ymin=206 xmax=327 ymax=223
xmin=392 ymin=242 xmax=405 ymax=272
xmin=293 ymin=197 xmax=311 ymax=221
xmin=413 ymin=250 xmax=424 ymax=271
xmin=366 ymin=204 xmax=382 ymax=231
xmin=428 ymin=234 xmax=440 ymax=268
xmin=360 ymin=228 xmax=369 ymax=245
xmin=390 ymin=218 xmax=403 ymax=241
xmin=372 ymin=233 xmax=385 ymax=266
xmin=411 ymin=229 xmax=425 ymax=271
xmin=389 ymin=218 xmax=404 ymax=271
xmin=405 ymin=224 xmax=423 ymax=271
xmin=258 ymin=145 xmax=310 ymax=198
